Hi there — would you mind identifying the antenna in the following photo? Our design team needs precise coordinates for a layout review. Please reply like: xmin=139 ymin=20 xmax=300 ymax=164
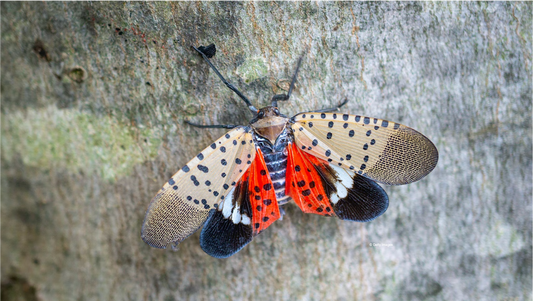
xmin=192 ymin=44 xmax=258 ymax=113
xmin=271 ymin=54 xmax=304 ymax=107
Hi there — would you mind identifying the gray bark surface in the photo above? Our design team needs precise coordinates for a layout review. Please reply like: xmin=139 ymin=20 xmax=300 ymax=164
xmin=1 ymin=2 xmax=531 ymax=300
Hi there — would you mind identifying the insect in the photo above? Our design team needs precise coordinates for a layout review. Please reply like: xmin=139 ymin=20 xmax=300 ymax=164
xmin=141 ymin=44 xmax=438 ymax=258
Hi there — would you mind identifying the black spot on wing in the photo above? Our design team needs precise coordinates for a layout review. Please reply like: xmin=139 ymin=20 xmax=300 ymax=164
xmin=332 ymin=174 xmax=389 ymax=222
xmin=191 ymin=175 xmax=200 ymax=186
xmin=200 ymin=210 xmax=253 ymax=258
xmin=197 ymin=165 xmax=209 ymax=173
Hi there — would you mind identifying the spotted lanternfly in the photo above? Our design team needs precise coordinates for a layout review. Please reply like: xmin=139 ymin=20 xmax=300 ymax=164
xmin=141 ymin=44 xmax=439 ymax=258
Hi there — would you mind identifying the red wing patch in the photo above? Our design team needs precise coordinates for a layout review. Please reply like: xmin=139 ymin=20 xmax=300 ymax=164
xmin=285 ymin=142 xmax=336 ymax=217
xmin=247 ymin=148 xmax=280 ymax=234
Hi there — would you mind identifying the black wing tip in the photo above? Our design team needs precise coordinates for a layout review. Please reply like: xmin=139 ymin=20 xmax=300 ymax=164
xmin=200 ymin=242 xmax=246 ymax=259
xmin=200 ymin=210 xmax=253 ymax=258
xmin=348 ymin=197 xmax=389 ymax=222
xmin=334 ymin=195 xmax=389 ymax=222
xmin=333 ymin=174 xmax=390 ymax=222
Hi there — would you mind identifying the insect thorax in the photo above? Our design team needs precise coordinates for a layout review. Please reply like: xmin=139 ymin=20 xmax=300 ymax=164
xmin=251 ymin=113 xmax=293 ymax=206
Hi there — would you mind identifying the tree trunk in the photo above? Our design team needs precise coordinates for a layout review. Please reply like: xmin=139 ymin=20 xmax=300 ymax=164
xmin=1 ymin=2 xmax=531 ymax=300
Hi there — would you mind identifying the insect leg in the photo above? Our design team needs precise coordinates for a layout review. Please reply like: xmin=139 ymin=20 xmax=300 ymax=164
xmin=312 ymin=99 xmax=349 ymax=112
xmin=185 ymin=120 xmax=239 ymax=129
xmin=271 ymin=54 xmax=304 ymax=107
xmin=192 ymin=45 xmax=258 ymax=114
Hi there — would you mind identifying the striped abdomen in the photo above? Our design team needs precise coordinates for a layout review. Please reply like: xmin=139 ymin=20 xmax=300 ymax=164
xmin=262 ymin=149 xmax=291 ymax=205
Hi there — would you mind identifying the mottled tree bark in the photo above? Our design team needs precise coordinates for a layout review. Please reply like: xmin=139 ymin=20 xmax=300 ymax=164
xmin=1 ymin=2 xmax=531 ymax=300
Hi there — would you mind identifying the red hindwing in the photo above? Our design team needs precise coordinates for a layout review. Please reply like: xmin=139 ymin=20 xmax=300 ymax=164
xmin=285 ymin=142 xmax=336 ymax=217
xmin=247 ymin=148 xmax=280 ymax=234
